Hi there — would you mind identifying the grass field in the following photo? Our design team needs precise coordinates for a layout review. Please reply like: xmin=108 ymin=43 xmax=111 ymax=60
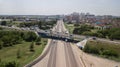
xmin=85 ymin=40 xmax=120 ymax=62
xmin=64 ymin=23 xmax=74 ymax=34
xmin=0 ymin=38 xmax=47 ymax=67
xmin=65 ymin=23 xmax=99 ymax=34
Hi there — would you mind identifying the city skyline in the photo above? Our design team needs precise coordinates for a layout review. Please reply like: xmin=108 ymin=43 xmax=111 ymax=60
xmin=0 ymin=0 xmax=120 ymax=16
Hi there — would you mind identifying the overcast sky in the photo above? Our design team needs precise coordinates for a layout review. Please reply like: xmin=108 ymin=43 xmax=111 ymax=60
xmin=0 ymin=0 xmax=120 ymax=16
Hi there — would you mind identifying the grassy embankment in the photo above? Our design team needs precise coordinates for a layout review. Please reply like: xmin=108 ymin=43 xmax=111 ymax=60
xmin=0 ymin=38 xmax=47 ymax=67
xmin=64 ymin=23 xmax=74 ymax=34
xmin=84 ymin=40 xmax=120 ymax=62
xmin=64 ymin=23 xmax=85 ymax=41
xmin=65 ymin=23 xmax=98 ymax=34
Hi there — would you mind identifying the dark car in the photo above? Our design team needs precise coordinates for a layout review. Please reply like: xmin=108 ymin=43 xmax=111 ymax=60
xmin=92 ymin=37 xmax=97 ymax=40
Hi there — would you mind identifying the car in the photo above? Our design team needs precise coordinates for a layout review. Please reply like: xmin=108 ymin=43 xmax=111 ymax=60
xmin=78 ymin=46 xmax=83 ymax=50
xmin=65 ymin=31 xmax=69 ymax=34
xmin=110 ymin=38 xmax=114 ymax=41
xmin=65 ymin=39 xmax=68 ymax=42
xmin=92 ymin=37 xmax=96 ymax=40
xmin=70 ymin=34 xmax=73 ymax=36
xmin=86 ymin=36 xmax=89 ymax=38
xmin=57 ymin=32 xmax=60 ymax=34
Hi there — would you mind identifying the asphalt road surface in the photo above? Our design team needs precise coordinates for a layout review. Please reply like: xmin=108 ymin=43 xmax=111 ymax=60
xmin=31 ymin=20 xmax=82 ymax=67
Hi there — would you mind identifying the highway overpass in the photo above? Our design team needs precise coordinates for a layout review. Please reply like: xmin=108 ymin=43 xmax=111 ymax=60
xmin=36 ymin=30 xmax=86 ymax=43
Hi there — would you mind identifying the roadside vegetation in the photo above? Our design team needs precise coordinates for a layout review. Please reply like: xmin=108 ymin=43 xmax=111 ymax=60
xmin=65 ymin=23 xmax=120 ymax=61
xmin=83 ymin=40 xmax=120 ymax=62
xmin=0 ymin=20 xmax=56 ymax=67
xmin=0 ymin=30 xmax=47 ymax=67
xmin=17 ymin=20 xmax=56 ymax=30
xmin=64 ymin=23 xmax=74 ymax=34
xmin=38 ymin=21 xmax=56 ymax=30
xmin=0 ymin=30 xmax=37 ymax=48
xmin=0 ymin=20 xmax=57 ymax=30
xmin=65 ymin=23 xmax=120 ymax=40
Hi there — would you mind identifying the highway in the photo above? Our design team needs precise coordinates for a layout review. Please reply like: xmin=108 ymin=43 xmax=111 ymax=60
xmin=46 ymin=20 xmax=81 ymax=67
xmin=25 ymin=20 xmax=82 ymax=67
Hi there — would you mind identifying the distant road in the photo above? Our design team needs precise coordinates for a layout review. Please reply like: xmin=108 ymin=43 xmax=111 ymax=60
xmin=74 ymin=34 xmax=120 ymax=44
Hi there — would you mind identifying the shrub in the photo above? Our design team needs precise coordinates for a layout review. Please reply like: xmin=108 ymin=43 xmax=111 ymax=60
xmin=23 ymin=32 xmax=37 ymax=42
xmin=0 ymin=31 xmax=37 ymax=49
xmin=83 ymin=44 xmax=99 ymax=54
xmin=16 ymin=48 xmax=21 ymax=59
xmin=102 ymin=50 xmax=118 ymax=57
xmin=35 ymin=37 xmax=41 ymax=42
xmin=0 ymin=61 xmax=18 ymax=67
xmin=35 ymin=42 xmax=41 ymax=45
xmin=5 ymin=61 xmax=18 ymax=67
xmin=0 ymin=41 xmax=3 ymax=49
xmin=30 ymin=42 xmax=35 ymax=52
xmin=84 ymin=41 xmax=120 ymax=61
xmin=110 ymin=31 xmax=120 ymax=40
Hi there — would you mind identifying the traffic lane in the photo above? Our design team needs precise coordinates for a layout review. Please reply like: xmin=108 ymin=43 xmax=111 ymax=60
xmin=56 ymin=41 xmax=67 ymax=67
xmin=64 ymin=42 xmax=79 ymax=67
xmin=47 ymin=40 xmax=57 ymax=67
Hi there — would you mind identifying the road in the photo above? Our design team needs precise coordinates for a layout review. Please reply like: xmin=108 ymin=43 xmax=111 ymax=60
xmin=27 ymin=20 xmax=82 ymax=67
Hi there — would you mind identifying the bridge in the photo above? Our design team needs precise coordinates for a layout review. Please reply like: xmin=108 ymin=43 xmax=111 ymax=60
xmin=35 ymin=29 xmax=87 ymax=43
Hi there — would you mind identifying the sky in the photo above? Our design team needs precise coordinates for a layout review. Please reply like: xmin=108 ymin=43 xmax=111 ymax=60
xmin=0 ymin=0 xmax=120 ymax=16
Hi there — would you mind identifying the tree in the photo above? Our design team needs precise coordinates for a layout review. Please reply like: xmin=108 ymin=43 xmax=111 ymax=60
xmin=0 ymin=41 xmax=3 ymax=49
xmin=102 ymin=50 xmax=118 ymax=57
xmin=35 ymin=37 xmax=41 ymax=45
xmin=73 ymin=25 xmax=92 ymax=34
xmin=110 ymin=30 xmax=120 ymax=40
xmin=2 ymin=36 xmax=12 ymax=47
xmin=23 ymin=32 xmax=37 ymax=42
xmin=30 ymin=41 xmax=35 ymax=52
xmin=74 ymin=24 xmax=80 ymax=27
xmin=0 ymin=27 xmax=3 ymax=30
xmin=1 ymin=21 xmax=7 ymax=26
xmin=5 ymin=61 xmax=18 ymax=67
xmin=38 ymin=21 xmax=42 ymax=29
xmin=16 ymin=48 xmax=21 ymax=59
xmin=35 ymin=37 xmax=41 ymax=42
